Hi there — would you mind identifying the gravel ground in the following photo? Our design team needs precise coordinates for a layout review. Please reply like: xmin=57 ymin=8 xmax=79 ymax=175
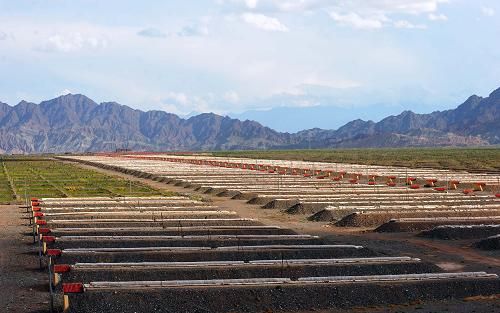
xmin=0 ymin=205 xmax=50 ymax=313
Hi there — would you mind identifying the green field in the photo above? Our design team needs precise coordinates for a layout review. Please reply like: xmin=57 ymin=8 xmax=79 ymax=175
xmin=0 ymin=161 xmax=16 ymax=202
xmin=213 ymin=148 xmax=500 ymax=172
xmin=0 ymin=157 xmax=170 ymax=204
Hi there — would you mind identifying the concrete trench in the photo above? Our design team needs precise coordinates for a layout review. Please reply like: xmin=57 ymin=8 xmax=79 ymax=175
xmin=64 ymin=277 xmax=500 ymax=313
xmin=53 ymin=245 xmax=377 ymax=264
xmin=47 ymin=236 xmax=326 ymax=250
xmin=43 ymin=218 xmax=261 ymax=228
xmin=40 ymin=211 xmax=238 ymax=220
xmin=55 ymin=260 xmax=439 ymax=288
xmin=41 ymin=205 xmax=220 ymax=213
xmin=48 ymin=226 xmax=296 ymax=237
xmin=39 ymin=200 xmax=200 ymax=208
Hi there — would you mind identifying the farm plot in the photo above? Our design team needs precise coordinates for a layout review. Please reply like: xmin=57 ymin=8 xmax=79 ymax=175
xmin=213 ymin=148 xmax=500 ymax=172
xmin=60 ymin=154 xmax=500 ymax=228
xmin=27 ymin=196 xmax=499 ymax=313
xmin=0 ymin=159 xmax=166 ymax=203
xmin=60 ymin=153 xmax=499 ymax=255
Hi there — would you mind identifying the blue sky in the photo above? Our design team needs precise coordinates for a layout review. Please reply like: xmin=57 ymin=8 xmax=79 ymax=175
xmin=0 ymin=0 xmax=499 ymax=132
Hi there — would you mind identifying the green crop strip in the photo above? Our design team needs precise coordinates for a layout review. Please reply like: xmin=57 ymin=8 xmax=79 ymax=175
xmin=0 ymin=157 xmax=171 ymax=203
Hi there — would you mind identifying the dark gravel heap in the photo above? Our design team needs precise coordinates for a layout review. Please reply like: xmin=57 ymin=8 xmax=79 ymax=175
xmin=419 ymin=225 xmax=500 ymax=240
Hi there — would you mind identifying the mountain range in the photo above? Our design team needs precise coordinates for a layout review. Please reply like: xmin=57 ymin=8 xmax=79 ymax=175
xmin=0 ymin=87 xmax=499 ymax=153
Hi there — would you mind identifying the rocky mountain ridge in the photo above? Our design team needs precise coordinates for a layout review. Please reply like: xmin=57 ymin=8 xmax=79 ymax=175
xmin=0 ymin=87 xmax=498 ymax=153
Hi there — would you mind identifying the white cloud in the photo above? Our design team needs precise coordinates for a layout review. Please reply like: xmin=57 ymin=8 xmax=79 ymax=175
xmin=302 ymin=77 xmax=361 ymax=89
xmin=277 ymin=86 xmax=306 ymax=97
xmin=137 ymin=27 xmax=167 ymax=38
xmin=291 ymin=99 xmax=320 ymax=108
xmin=228 ymin=0 xmax=448 ymax=14
xmin=39 ymin=32 xmax=107 ymax=52
xmin=329 ymin=12 xmax=384 ymax=29
xmin=339 ymin=0 xmax=449 ymax=15
xmin=428 ymin=13 xmax=448 ymax=21
xmin=231 ymin=0 xmax=448 ymax=30
xmin=393 ymin=20 xmax=427 ymax=29
xmin=162 ymin=92 xmax=216 ymax=114
xmin=245 ymin=0 xmax=258 ymax=9
xmin=0 ymin=31 xmax=7 ymax=40
xmin=329 ymin=1 xmax=448 ymax=30
xmin=158 ymin=102 xmax=184 ymax=114
xmin=223 ymin=91 xmax=240 ymax=103
xmin=164 ymin=92 xmax=189 ymax=105
xmin=398 ymin=0 xmax=447 ymax=13
xmin=56 ymin=89 xmax=73 ymax=97
xmin=481 ymin=6 xmax=495 ymax=17
xmin=224 ymin=0 xmax=335 ymax=13
xmin=275 ymin=76 xmax=361 ymax=98
xmin=274 ymin=0 xmax=330 ymax=12
xmin=241 ymin=13 xmax=289 ymax=31
xmin=160 ymin=91 xmax=249 ymax=114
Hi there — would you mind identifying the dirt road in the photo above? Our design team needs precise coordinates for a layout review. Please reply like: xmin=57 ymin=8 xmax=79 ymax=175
xmin=0 ymin=204 xmax=49 ymax=313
